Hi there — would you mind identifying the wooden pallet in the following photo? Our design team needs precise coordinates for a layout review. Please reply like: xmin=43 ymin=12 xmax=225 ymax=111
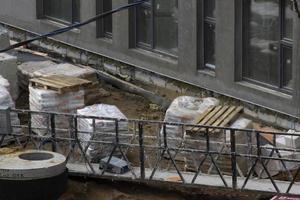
xmin=30 ymin=75 xmax=92 ymax=94
xmin=188 ymin=106 xmax=243 ymax=134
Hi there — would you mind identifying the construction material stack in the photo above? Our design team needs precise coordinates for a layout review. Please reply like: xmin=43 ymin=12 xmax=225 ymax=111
xmin=77 ymin=104 xmax=130 ymax=162
xmin=18 ymin=62 xmax=109 ymax=105
xmin=0 ymin=75 xmax=21 ymax=143
xmin=29 ymin=75 xmax=91 ymax=136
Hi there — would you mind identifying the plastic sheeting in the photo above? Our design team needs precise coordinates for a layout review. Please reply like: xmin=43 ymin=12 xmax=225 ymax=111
xmin=0 ymin=85 xmax=21 ymax=136
xmin=77 ymin=104 xmax=130 ymax=162
xmin=29 ymin=86 xmax=84 ymax=136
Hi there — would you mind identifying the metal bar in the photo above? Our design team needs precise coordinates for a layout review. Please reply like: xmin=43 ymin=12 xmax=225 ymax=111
xmin=74 ymin=116 xmax=95 ymax=174
xmin=231 ymin=130 xmax=237 ymax=189
xmin=286 ymin=165 xmax=300 ymax=193
xmin=50 ymin=113 xmax=56 ymax=152
xmin=138 ymin=122 xmax=145 ymax=180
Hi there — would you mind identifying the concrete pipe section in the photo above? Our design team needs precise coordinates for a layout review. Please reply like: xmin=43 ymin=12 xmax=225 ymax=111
xmin=0 ymin=150 xmax=68 ymax=200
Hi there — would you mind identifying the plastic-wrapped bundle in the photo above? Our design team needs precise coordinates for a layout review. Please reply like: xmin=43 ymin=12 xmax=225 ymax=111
xmin=163 ymin=96 xmax=219 ymax=146
xmin=29 ymin=86 xmax=85 ymax=136
xmin=0 ymin=86 xmax=21 ymax=136
xmin=0 ymin=75 xmax=10 ymax=91
xmin=77 ymin=104 xmax=130 ymax=162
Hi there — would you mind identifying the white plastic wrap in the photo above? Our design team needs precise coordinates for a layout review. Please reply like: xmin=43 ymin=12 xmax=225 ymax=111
xmin=163 ymin=96 xmax=219 ymax=144
xmin=77 ymin=104 xmax=130 ymax=161
xmin=29 ymin=86 xmax=85 ymax=136
xmin=0 ymin=85 xmax=21 ymax=135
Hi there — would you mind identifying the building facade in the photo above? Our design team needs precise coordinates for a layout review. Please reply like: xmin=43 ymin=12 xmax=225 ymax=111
xmin=0 ymin=0 xmax=300 ymax=117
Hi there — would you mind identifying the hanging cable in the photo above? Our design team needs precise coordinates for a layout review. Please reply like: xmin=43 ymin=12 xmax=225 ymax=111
xmin=0 ymin=0 xmax=147 ymax=53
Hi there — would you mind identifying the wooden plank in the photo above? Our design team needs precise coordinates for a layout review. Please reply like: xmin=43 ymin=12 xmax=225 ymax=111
xmin=187 ymin=107 xmax=215 ymax=132
xmin=30 ymin=75 xmax=92 ymax=93
xmin=200 ymin=106 xmax=223 ymax=125
xmin=190 ymin=106 xmax=223 ymax=134
xmin=209 ymin=106 xmax=236 ymax=132
xmin=190 ymin=107 xmax=215 ymax=128
xmin=213 ymin=106 xmax=243 ymax=133
xmin=205 ymin=106 xmax=229 ymax=127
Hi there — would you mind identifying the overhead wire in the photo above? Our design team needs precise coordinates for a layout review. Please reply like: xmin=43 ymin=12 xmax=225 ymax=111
xmin=0 ymin=0 xmax=147 ymax=53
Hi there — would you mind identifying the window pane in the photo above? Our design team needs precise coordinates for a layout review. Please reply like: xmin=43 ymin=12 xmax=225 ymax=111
xmin=204 ymin=22 xmax=215 ymax=69
xmin=205 ymin=0 xmax=215 ymax=18
xmin=73 ymin=0 xmax=80 ymax=23
xmin=283 ymin=47 xmax=293 ymax=89
xmin=43 ymin=0 xmax=79 ymax=23
xmin=136 ymin=5 xmax=152 ymax=46
xmin=44 ymin=0 xmax=72 ymax=23
xmin=244 ymin=0 xmax=280 ymax=86
xmin=284 ymin=0 xmax=293 ymax=39
xmin=103 ymin=0 xmax=112 ymax=36
xmin=154 ymin=0 xmax=178 ymax=55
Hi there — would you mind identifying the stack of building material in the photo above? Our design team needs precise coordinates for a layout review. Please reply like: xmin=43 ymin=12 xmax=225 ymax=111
xmin=29 ymin=76 xmax=89 ymax=136
xmin=18 ymin=62 xmax=107 ymax=105
xmin=17 ymin=61 xmax=55 ymax=90
xmin=161 ymin=96 xmax=220 ymax=169
xmin=0 ymin=76 xmax=21 ymax=144
xmin=254 ymin=129 xmax=300 ymax=178
xmin=77 ymin=104 xmax=130 ymax=162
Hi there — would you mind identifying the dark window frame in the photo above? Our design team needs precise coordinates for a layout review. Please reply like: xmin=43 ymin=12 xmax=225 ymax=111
xmin=198 ymin=0 xmax=216 ymax=71
xmin=132 ymin=0 xmax=178 ymax=58
xmin=242 ymin=0 xmax=294 ymax=94
xmin=96 ymin=0 xmax=112 ymax=39
xmin=40 ymin=0 xmax=80 ymax=25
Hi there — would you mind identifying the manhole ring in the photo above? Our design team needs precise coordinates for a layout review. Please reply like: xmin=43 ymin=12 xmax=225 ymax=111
xmin=19 ymin=152 xmax=54 ymax=161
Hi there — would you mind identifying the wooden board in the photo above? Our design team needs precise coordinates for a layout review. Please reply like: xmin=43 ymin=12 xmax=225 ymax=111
xmin=189 ymin=106 xmax=244 ymax=135
xmin=30 ymin=75 xmax=92 ymax=94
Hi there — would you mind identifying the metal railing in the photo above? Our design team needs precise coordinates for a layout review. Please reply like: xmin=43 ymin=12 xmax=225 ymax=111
xmin=1 ymin=108 xmax=300 ymax=194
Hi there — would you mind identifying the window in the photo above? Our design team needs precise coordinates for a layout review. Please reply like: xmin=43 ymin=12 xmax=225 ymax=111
xmin=243 ymin=0 xmax=294 ymax=92
xmin=42 ymin=0 xmax=80 ymax=24
xmin=96 ymin=0 xmax=112 ymax=38
xmin=134 ymin=0 xmax=178 ymax=57
xmin=203 ymin=0 xmax=216 ymax=71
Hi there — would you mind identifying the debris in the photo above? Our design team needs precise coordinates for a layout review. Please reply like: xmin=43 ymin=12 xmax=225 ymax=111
xmin=77 ymin=104 xmax=130 ymax=162
xmin=149 ymin=103 xmax=160 ymax=111
xmin=99 ymin=156 xmax=130 ymax=174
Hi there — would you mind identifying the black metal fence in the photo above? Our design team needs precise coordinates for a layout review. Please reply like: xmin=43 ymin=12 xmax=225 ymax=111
xmin=1 ymin=108 xmax=300 ymax=194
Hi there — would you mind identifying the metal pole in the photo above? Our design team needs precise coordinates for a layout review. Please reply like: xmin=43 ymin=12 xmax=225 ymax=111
xmin=138 ymin=122 xmax=145 ymax=180
xmin=50 ymin=113 xmax=56 ymax=152
xmin=231 ymin=130 xmax=237 ymax=189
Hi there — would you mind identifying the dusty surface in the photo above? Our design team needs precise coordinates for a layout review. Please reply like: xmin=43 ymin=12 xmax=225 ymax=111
xmin=60 ymin=180 xmax=188 ymax=200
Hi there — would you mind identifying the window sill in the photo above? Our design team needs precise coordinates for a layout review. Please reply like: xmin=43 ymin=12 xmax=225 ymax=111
xmin=130 ymin=48 xmax=178 ymax=65
xmin=39 ymin=19 xmax=81 ymax=34
xmin=197 ymin=69 xmax=216 ymax=78
xmin=97 ymin=36 xmax=112 ymax=44
xmin=237 ymin=81 xmax=292 ymax=99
